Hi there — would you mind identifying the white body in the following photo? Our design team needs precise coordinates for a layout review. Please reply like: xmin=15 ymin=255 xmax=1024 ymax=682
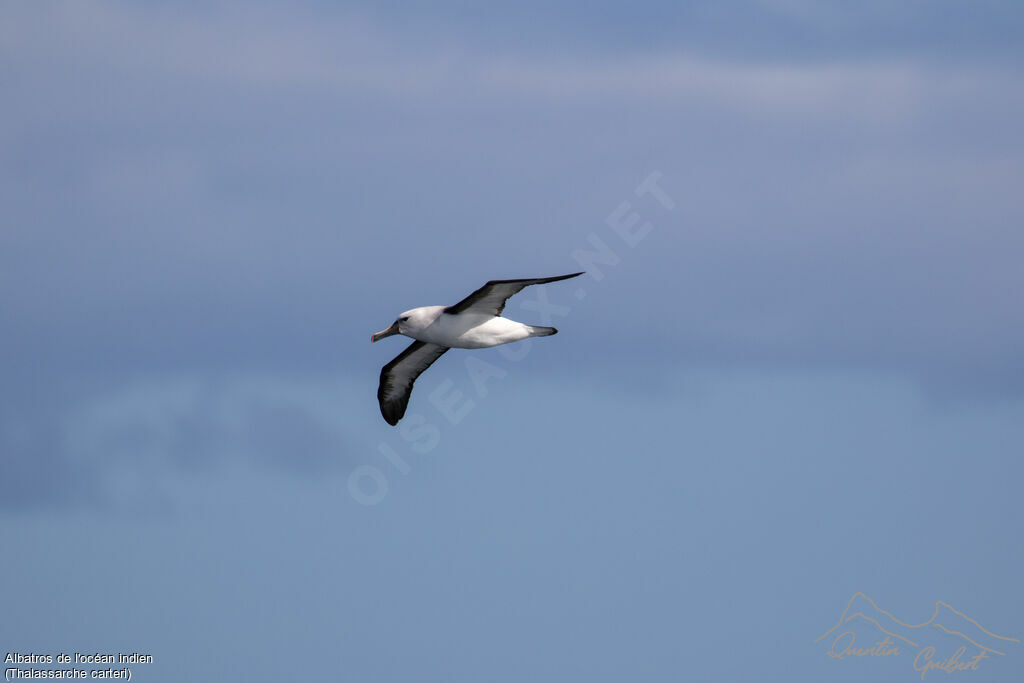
xmin=400 ymin=305 xmax=540 ymax=349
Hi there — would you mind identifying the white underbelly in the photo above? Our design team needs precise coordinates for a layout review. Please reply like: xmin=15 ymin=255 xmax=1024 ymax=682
xmin=420 ymin=314 xmax=532 ymax=349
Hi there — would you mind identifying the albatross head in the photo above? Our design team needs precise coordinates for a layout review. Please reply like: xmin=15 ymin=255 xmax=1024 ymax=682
xmin=370 ymin=307 xmax=440 ymax=342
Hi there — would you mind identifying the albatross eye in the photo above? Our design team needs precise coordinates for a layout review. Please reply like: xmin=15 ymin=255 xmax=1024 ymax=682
xmin=399 ymin=316 xmax=409 ymax=322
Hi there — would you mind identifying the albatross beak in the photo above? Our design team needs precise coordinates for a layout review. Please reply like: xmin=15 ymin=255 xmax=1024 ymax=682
xmin=371 ymin=322 xmax=401 ymax=343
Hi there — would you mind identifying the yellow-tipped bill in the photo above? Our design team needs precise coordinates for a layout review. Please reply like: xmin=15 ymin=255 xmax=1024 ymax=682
xmin=371 ymin=321 xmax=401 ymax=342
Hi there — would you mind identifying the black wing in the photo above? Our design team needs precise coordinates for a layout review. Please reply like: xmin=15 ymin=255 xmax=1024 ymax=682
xmin=444 ymin=272 xmax=584 ymax=316
xmin=378 ymin=341 xmax=449 ymax=426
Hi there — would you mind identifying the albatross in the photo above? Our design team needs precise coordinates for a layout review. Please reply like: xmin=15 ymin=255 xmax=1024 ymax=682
xmin=371 ymin=272 xmax=584 ymax=425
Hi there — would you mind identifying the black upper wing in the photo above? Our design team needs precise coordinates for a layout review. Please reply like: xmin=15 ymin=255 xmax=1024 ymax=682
xmin=377 ymin=341 xmax=449 ymax=426
xmin=444 ymin=272 xmax=584 ymax=317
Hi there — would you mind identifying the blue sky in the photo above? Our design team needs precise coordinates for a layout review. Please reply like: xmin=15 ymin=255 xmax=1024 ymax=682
xmin=2 ymin=2 xmax=1023 ymax=681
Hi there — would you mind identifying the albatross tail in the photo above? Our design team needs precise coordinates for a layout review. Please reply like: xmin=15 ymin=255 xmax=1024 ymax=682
xmin=527 ymin=325 xmax=558 ymax=337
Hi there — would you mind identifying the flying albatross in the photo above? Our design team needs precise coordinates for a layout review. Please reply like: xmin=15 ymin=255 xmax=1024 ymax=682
xmin=371 ymin=272 xmax=584 ymax=425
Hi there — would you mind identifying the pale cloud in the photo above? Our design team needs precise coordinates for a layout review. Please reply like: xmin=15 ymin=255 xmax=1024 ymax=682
xmin=1 ymin=373 xmax=366 ymax=512
xmin=4 ymin=1 xmax=1021 ymax=122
